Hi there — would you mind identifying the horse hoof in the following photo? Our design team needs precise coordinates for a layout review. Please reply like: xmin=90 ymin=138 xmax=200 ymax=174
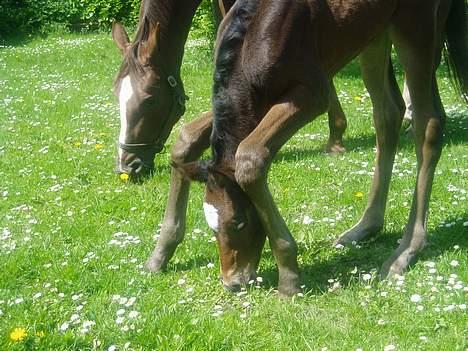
xmin=326 ymin=143 xmax=346 ymax=154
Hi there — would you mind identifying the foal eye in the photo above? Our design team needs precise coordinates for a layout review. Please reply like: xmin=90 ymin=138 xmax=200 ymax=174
xmin=236 ymin=222 xmax=246 ymax=230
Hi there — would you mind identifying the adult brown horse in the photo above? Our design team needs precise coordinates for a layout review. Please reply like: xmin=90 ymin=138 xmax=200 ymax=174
xmin=112 ymin=0 xmax=348 ymax=179
xmin=147 ymin=0 xmax=467 ymax=296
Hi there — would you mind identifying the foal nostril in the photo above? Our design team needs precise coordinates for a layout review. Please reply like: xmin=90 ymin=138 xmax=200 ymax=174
xmin=223 ymin=283 xmax=242 ymax=293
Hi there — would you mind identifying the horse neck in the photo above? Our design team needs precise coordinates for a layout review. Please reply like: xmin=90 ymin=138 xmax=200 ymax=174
xmin=143 ymin=0 xmax=203 ymax=75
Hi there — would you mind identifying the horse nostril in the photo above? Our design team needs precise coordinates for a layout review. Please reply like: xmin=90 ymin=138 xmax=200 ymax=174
xmin=128 ymin=159 xmax=144 ymax=175
xmin=126 ymin=158 xmax=154 ymax=178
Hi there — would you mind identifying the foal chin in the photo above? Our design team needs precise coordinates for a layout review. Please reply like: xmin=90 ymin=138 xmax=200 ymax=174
xmin=217 ymin=241 xmax=262 ymax=292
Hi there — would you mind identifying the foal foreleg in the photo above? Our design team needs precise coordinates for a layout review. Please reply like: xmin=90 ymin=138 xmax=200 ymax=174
xmin=326 ymin=79 xmax=347 ymax=154
xmin=146 ymin=112 xmax=212 ymax=272
xmin=235 ymin=83 xmax=329 ymax=296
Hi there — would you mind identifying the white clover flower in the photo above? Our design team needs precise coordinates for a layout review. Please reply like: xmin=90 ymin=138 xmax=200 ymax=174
xmin=60 ymin=322 xmax=69 ymax=331
xmin=128 ymin=311 xmax=139 ymax=319
xmin=70 ymin=314 xmax=80 ymax=322
xmin=410 ymin=294 xmax=422 ymax=303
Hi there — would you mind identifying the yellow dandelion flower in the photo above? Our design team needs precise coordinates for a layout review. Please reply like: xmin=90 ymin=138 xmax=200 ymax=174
xmin=120 ymin=173 xmax=130 ymax=182
xmin=354 ymin=191 xmax=364 ymax=199
xmin=36 ymin=330 xmax=45 ymax=338
xmin=94 ymin=143 xmax=104 ymax=150
xmin=74 ymin=141 xmax=81 ymax=147
xmin=353 ymin=96 xmax=363 ymax=102
xmin=10 ymin=327 xmax=27 ymax=342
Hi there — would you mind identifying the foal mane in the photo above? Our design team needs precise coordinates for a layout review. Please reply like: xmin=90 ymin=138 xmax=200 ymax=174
xmin=211 ymin=0 xmax=258 ymax=164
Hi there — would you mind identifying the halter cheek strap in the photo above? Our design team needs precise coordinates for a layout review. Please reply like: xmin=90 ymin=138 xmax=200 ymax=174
xmin=118 ymin=74 xmax=188 ymax=156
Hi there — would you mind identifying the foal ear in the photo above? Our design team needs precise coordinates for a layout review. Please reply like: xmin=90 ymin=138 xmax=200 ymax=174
xmin=112 ymin=22 xmax=130 ymax=55
xmin=173 ymin=161 xmax=209 ymax=183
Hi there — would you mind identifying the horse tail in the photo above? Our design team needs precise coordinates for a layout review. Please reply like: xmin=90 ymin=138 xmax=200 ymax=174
xmin=444 ymin=0 xmax=468 ymax=101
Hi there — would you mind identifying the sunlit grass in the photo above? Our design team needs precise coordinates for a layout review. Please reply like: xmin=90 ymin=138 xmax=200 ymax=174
xmin=0 ymin=32 xmax=466 ymax=350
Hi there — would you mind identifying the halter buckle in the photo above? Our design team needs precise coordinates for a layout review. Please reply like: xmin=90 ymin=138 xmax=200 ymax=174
xmin=167 ymin=76 xmax=177 ymax=88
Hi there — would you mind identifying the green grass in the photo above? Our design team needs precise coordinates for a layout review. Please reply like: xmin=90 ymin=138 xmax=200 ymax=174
xmin=0 ymin=32 xmax=466 ymax=350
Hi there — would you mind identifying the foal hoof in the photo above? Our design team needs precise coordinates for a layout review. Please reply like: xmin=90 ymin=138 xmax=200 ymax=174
xmin=278 ymin=273 xmax=301 ymax=297
xmin=144 ymin=257 xmax=167 ymax=273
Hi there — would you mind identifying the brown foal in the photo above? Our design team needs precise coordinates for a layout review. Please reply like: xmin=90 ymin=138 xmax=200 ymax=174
xmin=147 ymin=0 xmax=467 ymax=296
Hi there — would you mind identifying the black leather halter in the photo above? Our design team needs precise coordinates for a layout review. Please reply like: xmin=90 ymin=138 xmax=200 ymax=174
xmin=118 ymin=74 xmax=188 ymax=156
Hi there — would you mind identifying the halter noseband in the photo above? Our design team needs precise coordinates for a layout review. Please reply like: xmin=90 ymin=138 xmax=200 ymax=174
xmin=119 ymin=74 xmax=188 ymax=156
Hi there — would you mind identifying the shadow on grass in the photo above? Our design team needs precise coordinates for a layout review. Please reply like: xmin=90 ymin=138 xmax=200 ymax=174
xmin=156 ymin=214 xmax=465 ymax=296
xmin=254 ymin=214 xmax=467 ymax=295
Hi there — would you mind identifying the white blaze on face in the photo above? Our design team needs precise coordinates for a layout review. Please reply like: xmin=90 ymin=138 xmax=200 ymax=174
xmin=119 ymin=75 xmax=134 ymax=144
xmin=203 ymin=202 xmax=219 ymax=232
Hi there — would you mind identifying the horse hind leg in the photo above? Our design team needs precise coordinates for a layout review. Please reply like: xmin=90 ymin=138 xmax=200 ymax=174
xmin=326 ymin=79 xmax=347 ymax=154
xmin=145 ymin=112 xmax=212 ymax=272
xmin=335 ymin=33 xmax=405 ymax=247
xmin=380 ymin=16 xmax=445 ymax=278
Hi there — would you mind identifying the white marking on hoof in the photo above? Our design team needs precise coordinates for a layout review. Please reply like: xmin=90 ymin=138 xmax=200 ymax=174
xmin=203 ymin=202 xmax=219 ymax=232
xmin=119 ymin=75 xmax=134 ymax=144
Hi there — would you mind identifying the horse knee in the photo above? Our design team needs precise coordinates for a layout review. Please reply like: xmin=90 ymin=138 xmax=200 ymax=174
xmin=235 ymin=145 xmax=270 ymax=191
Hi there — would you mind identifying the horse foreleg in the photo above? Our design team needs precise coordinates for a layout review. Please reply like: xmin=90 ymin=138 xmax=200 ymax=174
xmin=326 ymin=79 xmax=347 ymax=154
xmin=235 ymin=81 xmax=330 ymax=296
xmin=146 ymin=112 xmax=212 ymax=272
xmin=335 ymin=34 xmax=404 ymax=247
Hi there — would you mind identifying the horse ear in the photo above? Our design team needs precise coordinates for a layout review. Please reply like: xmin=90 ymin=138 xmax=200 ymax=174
xmin=139 ymin=22 xmax=160 ymax=63
xmin=173 ymin=161 xmax=209 ymax=183
xmin=112 ymin=22 xmax=130 ymax=55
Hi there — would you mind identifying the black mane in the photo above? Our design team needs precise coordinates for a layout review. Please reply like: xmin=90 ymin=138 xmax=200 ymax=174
xmin=211 ymin=0 xmax=259 ymax=166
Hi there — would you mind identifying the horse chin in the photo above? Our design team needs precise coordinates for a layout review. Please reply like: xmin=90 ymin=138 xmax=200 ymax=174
xmin=115 ymin=157 xmax=155 ymax=182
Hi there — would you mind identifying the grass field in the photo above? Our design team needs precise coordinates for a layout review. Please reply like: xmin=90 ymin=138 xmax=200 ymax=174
xmin=0 ymin=32 xmax=466 ymax=350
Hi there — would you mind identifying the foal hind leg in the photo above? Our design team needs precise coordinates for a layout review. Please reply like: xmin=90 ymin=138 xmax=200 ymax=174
xmin=146 ymin=112 xmax=212 ymax=272
xmin=335 ymin=34 xmax=405 ymax=246
xmin=326 ymin=79 xmax=347 ymax=154
xmin=235 ymin=80 xmax=330 ymax=296
xmin=380 ymin=24 xmax=445 ymax=277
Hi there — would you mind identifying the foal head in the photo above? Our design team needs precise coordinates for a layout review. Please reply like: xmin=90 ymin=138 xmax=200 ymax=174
xmin=112 ymin=22 xmax=187 ymax=179
xmin=183 ymin=161 xmax=266 ymax=291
